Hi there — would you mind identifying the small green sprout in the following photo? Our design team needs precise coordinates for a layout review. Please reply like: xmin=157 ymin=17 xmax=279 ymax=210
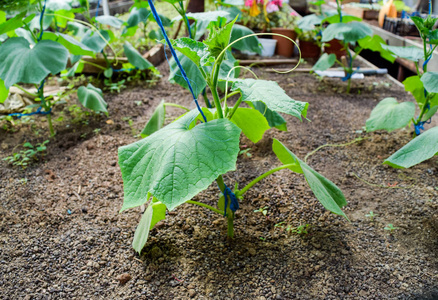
xmin=3 ymin=140 xmax=49 ymax=169
xmin=365 ymin=211 xmax=376 ymax=221
xmin=254 ymin=206 xmax=268 ymax=216
xmin=239 ymin=148 xmax=252 ymax=157
xmin=384 ymin=224 xmax=398 ymax=234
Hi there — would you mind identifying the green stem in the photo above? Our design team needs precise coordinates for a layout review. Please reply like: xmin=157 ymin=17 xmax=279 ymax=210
xmin=239 ymin=164 xmax=295 ymax=195
xmin=227 ymin=215 xmax=234 ymax=238
xmin=47 ymin=112 xmax=55 ymax=137
xmin=163 ymin=103 xmax=190 ymax=111
xmin=23 ymin=23 xmax=38 ymax=43
xmin=13 ymin=85 xmax=39 ymax=98
xmin=220 ymin=91 xmax=240 ymax=103
xmin=227 ymin=96 xmax=243 ymax=120
xmin=186 ymin=200 xmax=224 ymax=215
xmin=210 ymin=73 xmax=224 ymax=118
xmin=82 ymin=60 xmax=107 ymax=71
xmin=346 ymin=78 xmax=351 ymax=94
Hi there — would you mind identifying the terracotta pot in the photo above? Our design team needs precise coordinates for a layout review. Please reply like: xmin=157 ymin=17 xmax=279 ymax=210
xmin=298 ymin=39 xmax=321 ymax=59
xmin=324 ymin=39 xmax=347 ymax=59
xmin=271 ymin=28 xmax=297 ymax=57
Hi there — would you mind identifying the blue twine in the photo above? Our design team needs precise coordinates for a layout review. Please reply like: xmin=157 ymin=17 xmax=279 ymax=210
xmin=222 ymin=184 xmax=239 ymax=216
xmin=423 ymin=44 xmax=433 ymax=71
xmin=148 ymin=0 xmax=207 ymax=122
xmin=95 ymin=0 xmax=101 ymax=17
xmin=414 ymin=117 xmax=432 ymax=135
xmin=8 ymin=106 xmax=52 ymax=118
xmin=163 ymin=44 xmax=201 ymax=99
xmin=111 ymin=66 xmax=138 ymax=72
xmin=414 ymin=104 xmax=432 ymax=135
xmin=342 ymin=51 xmax=359 ymax=81
xmin=8 ymin=80 xmax=51 ymax=118
xmin=38 ymin=0 xmax=47 ymax=41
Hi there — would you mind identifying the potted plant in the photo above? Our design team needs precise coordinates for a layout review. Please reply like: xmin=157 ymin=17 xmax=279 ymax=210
xmin=271 ymin=9 xmax=299 ymax=57
xmin=295 ymin=14 xmax=325 ymax=59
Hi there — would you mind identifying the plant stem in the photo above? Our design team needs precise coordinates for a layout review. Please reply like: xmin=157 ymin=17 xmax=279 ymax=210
xmin=227 ymin=96 xmax=243 ymax=120
xmin=215 ymin=175 xmax=235 ymax=238
xmin=239 ymin=164 xmax=296 ymax=195
xmin=82 ymin=60 xmax=107 ymax=71
xmin=47 ymin=112 xmax=55 ymax=137
xmin=163 ymin=103 xmax=190 ymax=111
xmin=186 ymin=200 xmax=223 ymax=215
xmin=12 ymin=85 xmax=39 ymax=98
xmin=227 ymin=214 xmax=234 ymax=238
xmin=220 ymin=91 xmax=240 ymax=103
xmin=346 ymin=78 xmax=351 ymax=94
xmin=210 ymin=56 xmax=225 ymax=118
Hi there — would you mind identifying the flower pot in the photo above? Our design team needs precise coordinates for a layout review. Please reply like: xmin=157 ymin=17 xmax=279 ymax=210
xmin=259 ymin=38 xmax=277 ymax=57
xmin=271 ymin=28 xmax=297 ymax=57
xmin=298 ymin=39 xmax=321 ymax=59
xmin=324 ymin=39 xmax=347 ymax=59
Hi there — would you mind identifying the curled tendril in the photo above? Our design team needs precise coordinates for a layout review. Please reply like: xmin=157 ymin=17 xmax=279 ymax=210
xmin=223 ymin=65 xmax=258 ymax=112
xmin=214 ymin=32 xmax=302 ymax=76
xmin=48 ymin=13 xmax=119 ymax=66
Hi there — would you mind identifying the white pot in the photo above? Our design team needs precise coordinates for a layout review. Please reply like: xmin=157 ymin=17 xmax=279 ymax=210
xmin=259 ymin=38 xmax=277 ymax=57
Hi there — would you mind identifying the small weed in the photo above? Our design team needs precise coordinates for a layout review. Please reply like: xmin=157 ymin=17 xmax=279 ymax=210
xmin=104 ymin=79 xmax=126 ymax=93
xmin=3 ymin=140 xmax=49 ymax=169
xmin=384 ymin=224 xmax=398 ymax=234
xmin=69 ymin=104 xmax=90 ymax=125
xmin=239 ymin=148 xmax=252 ymax=157
xmin=365 ymin=211 xmax=376 ymax=221
xmin=93 ymin=128 xmax=101 ymax=135
xmin=254 ymin=206 xmax=268 ymax=216
xmin=275 ymin=222 xmax=311 ymax=235
xmin=122 ymin=117 xmax=138 ymax=137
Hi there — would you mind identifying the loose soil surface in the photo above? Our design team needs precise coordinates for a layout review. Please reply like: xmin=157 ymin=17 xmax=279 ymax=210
xmin=0 ymin=62 xmax=437 ymax=300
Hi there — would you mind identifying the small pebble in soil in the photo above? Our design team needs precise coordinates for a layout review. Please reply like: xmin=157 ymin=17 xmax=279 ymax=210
xmin=116 ymin=273 xmax=132 ymax=285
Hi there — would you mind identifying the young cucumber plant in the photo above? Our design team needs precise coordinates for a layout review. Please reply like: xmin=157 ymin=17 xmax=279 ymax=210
xmin=312 ymin=0 xmax=395 ymax=93
xmin=365 ymin=10 xmax=438 ymax=169
xmin=0 ymin=0 xmax=109 ymax=136
xmin=118 ymin=10 xmax=348 ymax=254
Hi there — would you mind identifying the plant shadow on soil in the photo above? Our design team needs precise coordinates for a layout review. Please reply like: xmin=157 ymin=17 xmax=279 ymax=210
xmin=0 ymin=63 xmax=437 ymax=299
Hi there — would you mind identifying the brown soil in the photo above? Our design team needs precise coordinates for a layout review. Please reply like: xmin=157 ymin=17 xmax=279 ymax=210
xmin=0 ymin=62 xmax=437 ymax=300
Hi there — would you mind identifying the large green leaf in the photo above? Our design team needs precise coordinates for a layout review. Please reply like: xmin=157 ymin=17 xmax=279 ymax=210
xmin=126 ymin=7 xmax=150 ymax=28
xmin=251 ymin=101 xmax=287 ymax=131
xmin=42 ymin=32 xmax=95 ymax=56
xmin=184 ymin=11 xmax=231 ymax=40
xmin=231 ymin=79 xmax=308 ymax=120
xmin=298 ymin=14 xmax=325 ymax=30
xmin=230 ymin=24 xmax=261 ymax=54
xmin=204 ymin=16 xmax=236 ymax=58
xmin=53 ymin=9 xmax=75 ymax=28
xmin=141 ymin=100 xmax=166 ymax=138
xmin=0 ymin=79 xmax=8 ymax=104
xmin=77 ymin=84 xmax=108 ymax=115
xmin=403 ymin=75 xmax=426 ymax=108
xmin=272 ymin=139 xmax=348 ymax=219
xmin=421 ymin=72 xmax=438 ymax=93
xmin=384 ymin=126 xmax=438 ymax=169
xmin=118 ymin=109 xmax=241 ymax=211
xmin=81 ymin=29 xmax=110 ymax=53
xmin=381 ymin=44 xmax=424 ymax=62
xmin=230 ymin=107 xmax=270 ymax=143
xmin=168 ymin=37 xmax=212 ymax=67
xmin=169 ymin=52 xmax=206 ymax=96
xmin=322 ymin=22 xmax=372 ymax=43
xmin=365 ymin=98 xmax=415 ymax=132
xmin=322 ymin=14 xmax=362 ymax=24
xmin=0 ymin=11 xmax=26 ymax=35
xmin=312 ymin=53 xmax=336 ymax=71
xmin=96 ymin=16 xmax=124 ymax=28
xmin=123 ymin=42 xmax=153 ymax=70
xmin=132 ymin=200 xmax=166 ymax=254
xmin=0 ymin=37 xmax=68 ymax=88
xmin=357 ymin=35 xmax=395 ymax=63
